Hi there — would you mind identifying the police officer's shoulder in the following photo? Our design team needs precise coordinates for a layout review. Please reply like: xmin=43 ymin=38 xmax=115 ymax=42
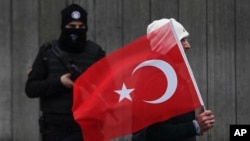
xmin=40 ymin=40 xmax=58 ymax=51
xmin=85 ymin=40 xmax=105 ymax=53
xmin=85 ymin=40 xmax=102 ymax=49
xmin=38 ymin=40 xmax=58 ymax=58
xmin=85 ymin=40 xmax=106 ymax=58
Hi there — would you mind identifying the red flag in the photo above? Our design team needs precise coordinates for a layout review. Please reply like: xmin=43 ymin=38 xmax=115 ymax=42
xmin=73 ymin=21 xmax=204 ymax=141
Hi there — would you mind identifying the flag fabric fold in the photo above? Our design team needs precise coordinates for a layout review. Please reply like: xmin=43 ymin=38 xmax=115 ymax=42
xmin=73 ymin=21 xmax=204 ymax=141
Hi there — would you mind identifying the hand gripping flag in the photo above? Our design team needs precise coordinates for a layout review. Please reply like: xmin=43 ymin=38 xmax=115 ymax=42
xmin=72 ymin=21 xmax=204 ymax=141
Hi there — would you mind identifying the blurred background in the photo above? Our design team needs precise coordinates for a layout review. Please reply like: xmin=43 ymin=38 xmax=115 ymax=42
xmin=0 ymin=0 xmax=250 ymax=140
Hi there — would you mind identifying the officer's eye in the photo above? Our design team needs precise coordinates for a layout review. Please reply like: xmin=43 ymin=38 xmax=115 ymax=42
xmin=67 ymin=24 xmax=86 ymax=29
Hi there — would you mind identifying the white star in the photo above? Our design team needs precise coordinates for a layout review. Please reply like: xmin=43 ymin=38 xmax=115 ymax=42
xmin=114 ymin=83 xmax=135 ymax=102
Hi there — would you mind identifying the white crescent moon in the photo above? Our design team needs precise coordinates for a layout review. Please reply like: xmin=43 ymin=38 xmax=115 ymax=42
xmin=132 ymin=59 xmax=177 ymax=104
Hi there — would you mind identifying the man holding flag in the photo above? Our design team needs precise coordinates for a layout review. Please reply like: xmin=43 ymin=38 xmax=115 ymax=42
xmin=73 ymin=18 xmax=215 ymax=141
xmin=132 ymin=18 xmax=215 ymax=141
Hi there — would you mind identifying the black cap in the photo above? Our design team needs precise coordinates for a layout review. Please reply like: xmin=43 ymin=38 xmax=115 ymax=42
xmin=60 ymin=4 xmax=88 ymax=29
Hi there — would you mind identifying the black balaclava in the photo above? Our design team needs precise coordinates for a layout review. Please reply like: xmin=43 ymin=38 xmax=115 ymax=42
xmin=59 ymin=4 xmax=88 ymax=53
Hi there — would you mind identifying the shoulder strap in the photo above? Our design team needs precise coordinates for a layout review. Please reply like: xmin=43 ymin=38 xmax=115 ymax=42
xmin=51 ymin=44 xmax=82 ymax=73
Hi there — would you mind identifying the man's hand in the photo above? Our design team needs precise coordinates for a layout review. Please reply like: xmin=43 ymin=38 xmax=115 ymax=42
xmin=60 ymin=73 xmax=74 ymax=88
xmin=196 ymin=107 xmax=215 ymax=134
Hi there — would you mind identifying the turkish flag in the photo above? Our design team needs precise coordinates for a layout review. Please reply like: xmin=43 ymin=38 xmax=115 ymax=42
xmin=73 ymin=21 xmax=204 ymax=141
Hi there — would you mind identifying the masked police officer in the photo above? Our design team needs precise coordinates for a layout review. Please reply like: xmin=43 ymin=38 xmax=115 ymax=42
xmin=25 ymin=4 xmax=105 ymax=141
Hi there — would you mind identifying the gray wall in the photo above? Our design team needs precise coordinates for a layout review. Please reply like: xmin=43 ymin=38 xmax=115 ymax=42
xmin=0 ymin=0 xmax=249 ymax=141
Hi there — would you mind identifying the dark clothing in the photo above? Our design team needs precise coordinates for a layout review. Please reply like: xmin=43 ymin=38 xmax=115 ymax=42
xmin=42 ymin=131 xmax=82 ymax=141
xmin=25 ymin=40 xmax=105 ymax=141
xmin=39 ymin=114 xmax=83 ymax=141
xmin=26 ymin=40 xmax=105 ymax=113
xmin=132 ymin=111 xmax=197 ymax=141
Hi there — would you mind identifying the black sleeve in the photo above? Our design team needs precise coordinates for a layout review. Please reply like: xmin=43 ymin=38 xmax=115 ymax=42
xmin=96 ymin=47 xmax=106 ymax=60
xmin=145 ymin=120 xmax=197 ymax=141
xmin=25 ymin=46 xmax=64 ymax=98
